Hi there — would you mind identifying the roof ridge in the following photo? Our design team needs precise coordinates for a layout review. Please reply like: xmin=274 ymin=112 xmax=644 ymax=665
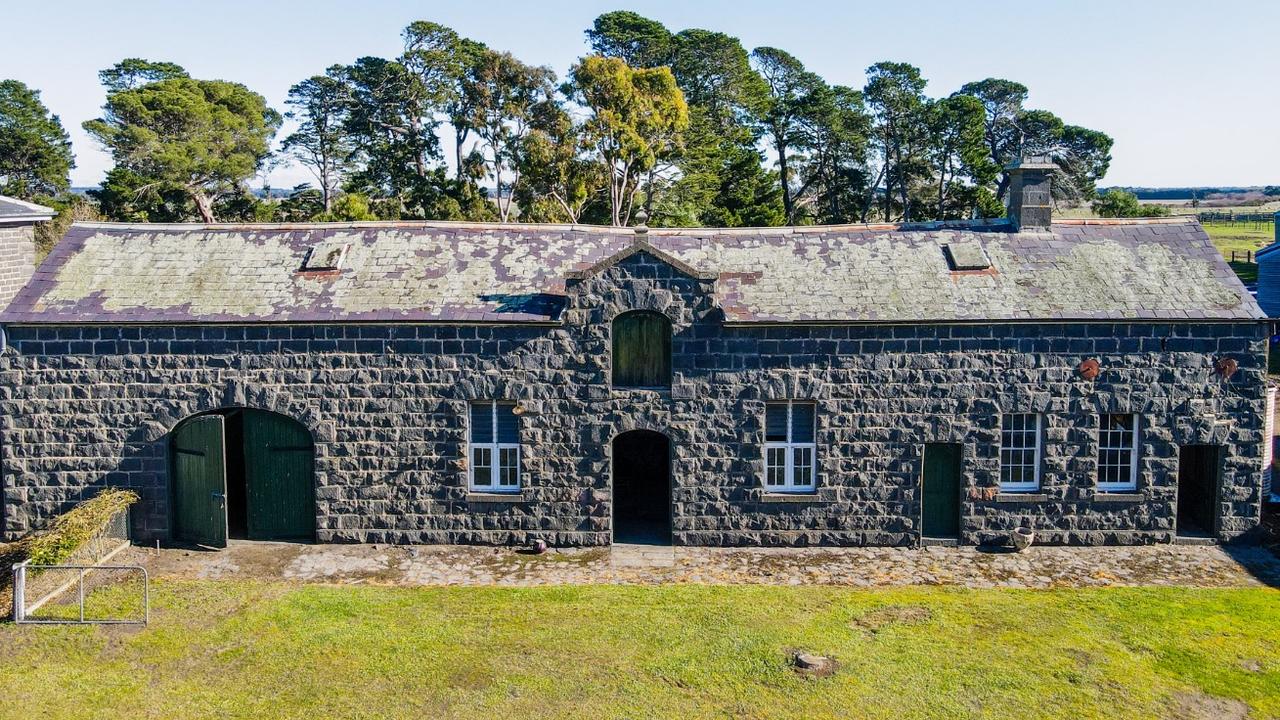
xmin=68 ymin=217 xmax=1019 ymax=234
xmin=1054 ymin=216 xmax=1198 ymax=226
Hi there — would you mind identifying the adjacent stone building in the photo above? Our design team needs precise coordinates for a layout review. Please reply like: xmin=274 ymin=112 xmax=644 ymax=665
xmin=0 ymin=195 xmax=53 ymax=311
xmin=0 ymin=168 xmax=1270 ymax=548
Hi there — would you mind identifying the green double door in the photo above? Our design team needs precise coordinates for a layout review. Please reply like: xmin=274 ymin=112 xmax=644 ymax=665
xmin=172 ymin=410 xmax=315 ymax=547
xmin=922 ymin=443 xmax=962 ymax=539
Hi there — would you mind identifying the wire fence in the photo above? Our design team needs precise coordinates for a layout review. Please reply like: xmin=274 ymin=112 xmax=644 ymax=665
xmin=11 ymin=506 xmax=149 ymax=625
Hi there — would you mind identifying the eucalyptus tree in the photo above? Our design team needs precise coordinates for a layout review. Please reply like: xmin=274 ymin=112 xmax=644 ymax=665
xmin=464 ymin=50 xmax=556 ymax=222
xmin=567 ymin=55 xmax=689 ymax=227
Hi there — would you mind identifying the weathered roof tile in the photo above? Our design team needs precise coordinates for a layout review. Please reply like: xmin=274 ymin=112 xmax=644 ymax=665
xmin=1 ymin=218 xmax=1263 ymax=324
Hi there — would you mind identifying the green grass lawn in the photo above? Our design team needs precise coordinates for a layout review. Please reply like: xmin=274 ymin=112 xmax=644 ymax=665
xmin=1203 ymin=222 xmax=1273 ymax=284
xmin=2 ymin=581 xmax=1278 ymax=719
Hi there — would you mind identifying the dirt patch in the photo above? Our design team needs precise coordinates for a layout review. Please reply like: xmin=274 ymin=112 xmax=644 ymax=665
xmin=122 ymin=543 xmax=307 ymax=581
xmin=1168 ymin=691 xmax=1250 ymax=720
xmin=851 ymin=605 xmax=933 ymax=633
xmin=790 ymin=650 xmax=839 ymax=678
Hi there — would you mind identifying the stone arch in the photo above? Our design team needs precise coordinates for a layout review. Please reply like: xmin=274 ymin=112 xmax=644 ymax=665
xmin=139 ymin=379 xmax=331 ymax=445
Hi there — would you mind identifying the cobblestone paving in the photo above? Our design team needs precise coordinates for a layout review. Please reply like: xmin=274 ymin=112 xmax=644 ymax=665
xmin=127 ymin=542 xmax=1280 ymax=589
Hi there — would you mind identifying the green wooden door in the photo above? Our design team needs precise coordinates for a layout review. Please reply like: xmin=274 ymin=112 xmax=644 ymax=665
xmin=612 ymin=311 xmax=672 ymax=387
xmin=922 ymin=443 xmax=962 ymax=539
xmin=243 ymin=410 xmax=316 ymax=541
xmin=171 ymin=415 xmax=228 ymax=547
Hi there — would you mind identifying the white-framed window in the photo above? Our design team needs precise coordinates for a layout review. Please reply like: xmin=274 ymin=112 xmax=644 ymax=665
xmin=469 ymin=401 xmax=520 ymax=492
xmin=999 ymin=413 xmax=1042 ymax=492
xmin=764 ymin=401 xmax=816 ymax=492
xmin=1097 ymin=413 xmax=1139 ymax=492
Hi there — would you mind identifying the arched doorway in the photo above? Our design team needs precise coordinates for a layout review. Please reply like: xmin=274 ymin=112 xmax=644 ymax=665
xmin=170 ymin=408 xmax=316 ymax=547
xmin=612 ymin=430 xmax=672 ymax=544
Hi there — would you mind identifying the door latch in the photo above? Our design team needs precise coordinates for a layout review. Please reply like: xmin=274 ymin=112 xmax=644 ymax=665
xmin=210 ymin=492 xmax=225 ymax=507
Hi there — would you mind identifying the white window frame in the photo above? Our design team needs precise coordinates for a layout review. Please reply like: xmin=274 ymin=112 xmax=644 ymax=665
xmin=468 ymin=401 xmax=520 ymax=493
xmin=1097 ymin=413 xmax=1140 ymax=492
xmin=999 ymin=413 xmax=1042 ymax=492
xmin=764 ymin=401 xmax=817 ymax=493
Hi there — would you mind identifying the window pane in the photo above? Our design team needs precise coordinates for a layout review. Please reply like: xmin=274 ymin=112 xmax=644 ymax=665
xmin=472 ymin=447 xmax=492 ymax=486
xmin=496 ymin=404 xmax=518 ymax=443
xmin=470 ymin=403 xmax=493 ymax=443
xmin=765 ymin=404 xmax=788 ymax=442
xmin=791 ymin=404 xmax=815 ymax=444
xmin=999 ymin=413 xmax=1040 ymax=488
xmin=793 ymin=446 xmax=814 ymax=486
xmin=1098 ymin=413 xmax=1138 ymax=488
xmin=766 ymin=447 xmax=785 ymax=485
xmin=612 ymin=312 xmax=671 ymax=387
xmin=499 ymin=447 xmax=519 ymax=487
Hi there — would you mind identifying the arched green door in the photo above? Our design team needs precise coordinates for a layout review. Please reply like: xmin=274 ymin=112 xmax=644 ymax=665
xmin=171 ymin=415 xmax=228 ymax=547
xmin=243 ymin=410 xmax=316 ymax=541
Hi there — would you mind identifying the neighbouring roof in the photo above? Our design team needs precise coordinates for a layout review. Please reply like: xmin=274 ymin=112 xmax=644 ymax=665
xmin=1 ymin=217 xmax=1263 ymax=325
xmin=0 ymin=195 xmax=55 ymax=223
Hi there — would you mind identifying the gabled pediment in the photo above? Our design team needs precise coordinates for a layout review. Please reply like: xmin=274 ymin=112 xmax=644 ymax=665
xmin=564 ymin=239 xmax=718 ymax=282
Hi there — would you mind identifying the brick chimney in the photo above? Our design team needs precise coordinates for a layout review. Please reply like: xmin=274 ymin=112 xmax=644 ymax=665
xmin=1006 ymin=156 xmax=1057 ymax=231
xmin=0 ymin=195 xmax=54 ymax=311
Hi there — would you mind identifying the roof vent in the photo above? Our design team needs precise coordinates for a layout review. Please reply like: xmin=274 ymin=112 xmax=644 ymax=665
xmin=944 ymin=241 xmax=991 ymax=272
xmin=302 ymin=240 xmax=350 ymax=271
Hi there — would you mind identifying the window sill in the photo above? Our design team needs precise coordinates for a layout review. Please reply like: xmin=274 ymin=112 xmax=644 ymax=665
xmin=759 ymin=492 xmax=824 ymax=503
xmin=1093 ymin=492 xmax=1144 ymax=503
xmin=994 ymin=493 xmax=1050 ymax=503
xmin=466 ymin=492 xmax=526 ymax=503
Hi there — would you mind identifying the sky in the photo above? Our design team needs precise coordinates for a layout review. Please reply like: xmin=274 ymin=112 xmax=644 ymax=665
xmin=2 ymin=0 xmax=1277 ymax=189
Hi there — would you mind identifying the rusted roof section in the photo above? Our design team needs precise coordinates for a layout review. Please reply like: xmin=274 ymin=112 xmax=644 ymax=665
xmin=2 ymin=217 xmax=1263 ymax=324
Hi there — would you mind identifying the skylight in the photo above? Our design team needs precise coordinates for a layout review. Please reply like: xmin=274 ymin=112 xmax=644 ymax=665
xmin=302 ymin=241 xmax=350 ymax=271
xmin=943 ymin=242 xmax=991 ymax=272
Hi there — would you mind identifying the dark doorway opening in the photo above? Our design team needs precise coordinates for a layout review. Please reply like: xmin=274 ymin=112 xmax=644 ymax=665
xmin=171 ymin=408 xmax=316 ymax=547
xmin=922 ymin=443 xmax=962 ymax=540
xmin=1177 ymin=444 xmax=1220 ymax=537
xmin=612 ymin=430 xmax=672 ymax=545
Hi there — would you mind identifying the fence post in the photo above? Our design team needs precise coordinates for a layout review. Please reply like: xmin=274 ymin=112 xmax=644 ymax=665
xmin=13 ymin=562 xmax=25 ymax=622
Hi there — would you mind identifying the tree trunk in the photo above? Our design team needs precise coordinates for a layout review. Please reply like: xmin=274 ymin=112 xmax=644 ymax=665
xmin=321 ymin=161 xmax=333 ymax=213
xmin=776 ymin=135 xmax=793 ymax=224
xmin=191 ymin=189 xmax=216 ymax=223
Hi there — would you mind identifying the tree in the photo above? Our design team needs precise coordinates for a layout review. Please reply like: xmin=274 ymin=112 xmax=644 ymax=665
xmin=794 ymin=84 xmax=871 ymax=224
xmin=1094 ymin=189 xmax=1167 ymax=218
xmin=337 ymin=56 xmax=453 ymax=218
xmin=84 ymin=75 xmax=280 ymax=222
xmin=585 ymin=11 xmax=674 ymax=68
xmin=864 ymin=62 xmax=930 ymax=222
xmin=98 ymin=58 xmax=188 ymax=93
xmin=926 ymin=94 xmax=994 ymax=219
xmin=516 ymin=101 xmax=603 ymax=224
xmin=0 ymin=80 xmax=74 ymax=199
xmin=465 ymin=50 xmax=556 ymax=222
xmin=751 ymin=47 xmax=825 ymax=223
xmin=956 ymin=78 xmax=1113 ymax=204
xmin=401 ymin=21 xmax=486 ymax=182
xmin=315 ymin=192 xmax=378 ymax=221
xmin=567 ymin=56 xmax=689 ymax=226
xmin=282 ymin=72 xmax=357 ymax=212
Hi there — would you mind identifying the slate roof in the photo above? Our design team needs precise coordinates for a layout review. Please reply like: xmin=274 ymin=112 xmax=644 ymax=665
xmin=0 ymin=195 xmax=55 ymax=222
xmin=1 ymin=217 xmax=1263 ymax=325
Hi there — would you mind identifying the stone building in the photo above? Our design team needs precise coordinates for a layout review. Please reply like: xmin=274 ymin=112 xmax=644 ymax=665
xmin=0 ymin=166 xmax=1270 ymax=548
xmin=0 ymin=195 xmax=53 ymax=311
